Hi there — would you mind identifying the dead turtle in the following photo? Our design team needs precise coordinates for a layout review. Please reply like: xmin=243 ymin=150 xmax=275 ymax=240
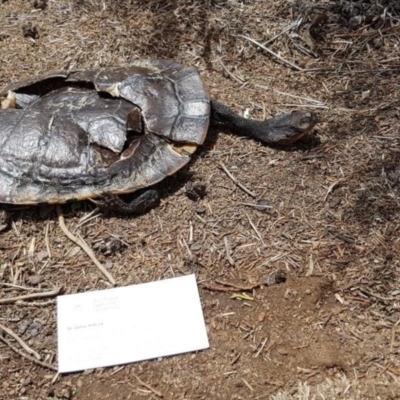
xmin=0 ymin=59 xmax=318 ymax=213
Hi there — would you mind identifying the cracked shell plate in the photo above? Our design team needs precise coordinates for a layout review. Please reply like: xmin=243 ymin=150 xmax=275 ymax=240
xmin=0 ymin=59 xmax=210 ymax=204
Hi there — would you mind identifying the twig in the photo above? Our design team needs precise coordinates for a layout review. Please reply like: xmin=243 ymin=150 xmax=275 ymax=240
xmin=235 ymin=34 xmax=303 ymax=71
xmin=0 ymin=287 xmax=62 ymax=305
xmin=0 ymin=322 xmax=41 ymax=359
xmin=238 ymin=202 xmax=272 ymax=210
xmin=1 ymin=282 xmax=44 ymax=291
xmin=17 ymin=300 xmax=56 ymax=307
xmin=0 ymin=335 xmax=57 ymax=371
xmin=246 ymin=214 xmax=265 ymax=245
xmin=274 ymin=90 xmax=325 ymax=106
xmin=75 ymin=208 xmax=101 ymax=230
xmin=262 ymin=19 xmax=302 ymax=46
xmin=45 ymin=221 xmax=52 ymax=259
xmin=180 ymin=236 xmax=192 ymax=259
xmin=359 ymin=288 xmax=397 ymax=302
xmin=219 ymin=162 xmax=257 ymax=198
xmin=279 ymin=103 xmax=328 ymax=109
xmin=201 ymin=279 xmax=263 ymax=292
xmin=224 ymin=236 xmax=235 ymax=266
xmin=373 ymin=136 xmax=399 ymax=140
xmin=57 ymin=206 xmax=116 ymax=286
xmin=299 ymin=154 xmax=325 ymax=161
xmin=242 ymin=379 xmax=254 ymax=392
xmin=110 ymin=366 xmax=125 ymax=376
xmin=131 ymin=373 xmax=163 ymax=398
xmin=254 ymin=337 xmax=268 ymax=358
xmin=218 ymin=58 xmax=246 ymax=84
xmin=323 ymin=180 xmax=340 ymax=202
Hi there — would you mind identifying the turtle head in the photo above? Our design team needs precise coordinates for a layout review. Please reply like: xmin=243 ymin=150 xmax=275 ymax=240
xmin=259 ymin=111 xmax=318 ymax=145
xmin=210 ymin=100 xmax=318 ymax=146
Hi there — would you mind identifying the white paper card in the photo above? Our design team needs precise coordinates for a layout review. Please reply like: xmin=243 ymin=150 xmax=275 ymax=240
xmin=57 ymin=274 xmax=209 ymax=373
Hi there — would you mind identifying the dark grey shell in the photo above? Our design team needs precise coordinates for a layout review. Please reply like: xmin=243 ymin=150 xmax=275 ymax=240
xmin=0 ymin=59 xmax=210 ymax=204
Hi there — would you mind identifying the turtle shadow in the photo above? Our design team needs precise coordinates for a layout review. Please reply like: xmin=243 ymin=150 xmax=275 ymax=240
xmin=348 ymin=149 xmax=400 ymax=227
xmin=0 ymin=122 xmax=320 ymax=228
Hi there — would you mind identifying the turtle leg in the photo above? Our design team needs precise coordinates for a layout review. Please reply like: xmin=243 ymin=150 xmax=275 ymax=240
xmin=0 ymin=209 xmax=9 ymax=232
xmin=92 ymin=189 xmax=159 ymax=215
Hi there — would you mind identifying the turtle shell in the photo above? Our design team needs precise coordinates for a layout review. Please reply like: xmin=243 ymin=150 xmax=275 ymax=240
xmin=0 ymin=59 xmax=210 ymax=204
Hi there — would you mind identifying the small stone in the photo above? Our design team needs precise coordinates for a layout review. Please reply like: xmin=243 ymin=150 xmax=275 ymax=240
xmin=36 ymin=250 xmax=48 ymax=262
xmin=68 ymin=246 xmax=82 ymax=257
xmin=27 ymin=274 xmax=44 ymax=285
xmin=104 ymin=261 xmax=114 ymax=270
xmin=22 ymin=22 xmax=39 ymax=39
xmin=32 ymin=0 xmax=47 ymax=10
xmin=185 ymin=181 xmax=207 ymax=201
xmin=27 ymin=320 xmax=43 ymax=337
xmin=264 ymin=269 xmax=287 ymax=286
xmin=329 ymin=196 xmax=341 ymax=208
xmin=22 ymin=377 xmax=32 ymax=386
xmin=190 ymin=243 xmax=202 ymax=252
xmin=255 ymin=199 xmax=270 ymax=211
xmin=18 ymin=320 xmax=30 ymax=335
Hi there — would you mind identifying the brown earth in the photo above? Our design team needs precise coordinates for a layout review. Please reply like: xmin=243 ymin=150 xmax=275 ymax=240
xmin=1 ymin=1 xmax=400 ymax=399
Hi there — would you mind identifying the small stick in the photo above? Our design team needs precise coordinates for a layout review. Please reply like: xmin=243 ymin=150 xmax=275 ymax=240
xmin=219 ymin=162 xmax=257 ymax=198
xmin=131 ymin=373 xmax=163 ymax=398
xmin=238 ymin=202 xmax=272 ymax=210
xmin=109 ymin=234 xmax=130 ymax=247
xmin=359 ymin=288 xmax=397 ymax=302
xmin=262 ymin=19 xmax=301 ymax=46
xmin=1 ymin=282 xmax=44 ymax=291
xmin=201 ymin=280 xmax=262 ymax=292
xmin=246 ymin=214 xmax=265 ymax=245
xmin=224 ymin=236 xmax=235 ymax=266
xmin=279 ymin=103 xmax=328 ymax=109
xmin=57 ymin=206 xmax=116 ymax=286
xmin=323 ymin=180 xmax=340 ymax=202
xmin=299 ymin=154 xmax=325 ymax=160
xmin=0 ymin=335 xmax=57 ymax=371
xmin=242 ymin=379 xmax=254 ymax=392
xmin=75 ymin=208 xmax=101 ymax=230
xmin=180 ymin=236 xmax=192 ymax=259
xmin=17 ymin=300 xmax=56 ymax=307
xmin=45 ymin=221 xmax=52 ymax=259
xmin=274 ymin=90 xmax=325 ymax=105
xmin=189 ymin=221 xmax=194 ymax=244
xmin=218 ymin=58 xmax=246 ymax=84
xmin=0 ymin=322 xmax=41 ymax=359
xmin=254 ymin=337 xmax=268 ymax=358
xmin=110 ymin=366 xmax=125 ymax=376
xmin=216 ymin=279 xmax=262 ymax=291
xmin=236 ymin=34 xmax=303 ymax=71
xmin=0 ymin=287 xmax=62 ymax=305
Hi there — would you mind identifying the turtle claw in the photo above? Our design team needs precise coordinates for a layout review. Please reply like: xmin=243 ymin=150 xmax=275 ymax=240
xmin=91 ymin=190 xmax=160 ymax=215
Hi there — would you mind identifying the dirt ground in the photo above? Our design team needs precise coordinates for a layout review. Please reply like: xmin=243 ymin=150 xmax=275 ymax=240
xmin=1 ymin=0 xmax=400 ymax=399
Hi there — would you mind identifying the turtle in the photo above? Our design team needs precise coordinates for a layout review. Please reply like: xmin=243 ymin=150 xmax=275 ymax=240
xmin=0 ymin=59 xmax=318 ymax=214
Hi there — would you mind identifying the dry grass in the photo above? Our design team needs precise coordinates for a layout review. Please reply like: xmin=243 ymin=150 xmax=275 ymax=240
xmin=1 ymin=0 xmax=400 ymax=399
